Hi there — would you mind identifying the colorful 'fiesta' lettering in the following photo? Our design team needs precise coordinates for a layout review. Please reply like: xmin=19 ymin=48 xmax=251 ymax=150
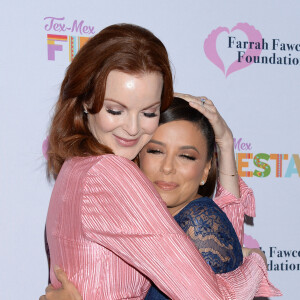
xmin=47 ymin=34 xmax=89 ymax=61
xmin=236 ymin=153 xmax=300 ymax=178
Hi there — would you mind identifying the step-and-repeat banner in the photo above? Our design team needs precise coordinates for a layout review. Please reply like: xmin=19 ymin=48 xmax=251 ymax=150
xmin=0 ymin=1 xmax=299 ymax=299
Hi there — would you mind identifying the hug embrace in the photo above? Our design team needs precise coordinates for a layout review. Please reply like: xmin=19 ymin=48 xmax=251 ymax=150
xmin=42 ymin=24 xmax=282 ymax=300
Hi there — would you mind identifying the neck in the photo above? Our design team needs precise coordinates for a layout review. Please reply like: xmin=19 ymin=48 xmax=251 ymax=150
xmin=168 ymin=194 xmax=202 ymax=217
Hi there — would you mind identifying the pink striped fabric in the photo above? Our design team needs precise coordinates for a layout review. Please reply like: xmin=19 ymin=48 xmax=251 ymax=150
xmin=214 ymin=177 xmax=256 ymax=245
xmin=46 ymin=154 xmax=281 ymax=299
xmin=214 ymin=177 xmax=282 ymax=298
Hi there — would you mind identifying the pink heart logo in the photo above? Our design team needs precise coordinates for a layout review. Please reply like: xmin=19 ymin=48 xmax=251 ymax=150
xmin=204 ymin=23 xmax=262 ymax=77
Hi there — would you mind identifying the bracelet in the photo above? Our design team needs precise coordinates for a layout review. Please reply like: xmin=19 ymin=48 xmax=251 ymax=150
xmin=218 ymin=169 xmax=238 ymax=176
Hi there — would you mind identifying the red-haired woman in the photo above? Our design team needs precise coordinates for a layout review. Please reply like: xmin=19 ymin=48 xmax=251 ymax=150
xmin=44 ymin=24 xmax=280 ymax=299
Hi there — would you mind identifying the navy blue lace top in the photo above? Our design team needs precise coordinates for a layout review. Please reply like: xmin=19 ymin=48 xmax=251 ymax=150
xmin=145 ymin=197 xmax=243 ymax=300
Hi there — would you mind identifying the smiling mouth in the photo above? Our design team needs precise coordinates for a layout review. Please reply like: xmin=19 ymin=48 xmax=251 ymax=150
xmin=114 ymin=135 xmax=140 ymax=147
xmin=154 ymin=181 xmax=179 ymax=191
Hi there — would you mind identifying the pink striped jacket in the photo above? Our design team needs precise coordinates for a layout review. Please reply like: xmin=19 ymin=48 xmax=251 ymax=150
xmin=46 ymin=154 xmax=281 ymax=299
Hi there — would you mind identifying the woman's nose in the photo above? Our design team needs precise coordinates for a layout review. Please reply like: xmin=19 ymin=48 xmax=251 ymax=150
xmin=160 ymin=155 xmax=175 ymax=175
xmin=123 ymin=114 xmax=140 ymax=136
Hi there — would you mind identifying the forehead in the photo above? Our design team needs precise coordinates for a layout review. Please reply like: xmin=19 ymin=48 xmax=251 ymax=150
xmin=153 ymin=120 xmax=207 ymax=148
xmin=104 ymin=70 xmax=163 ymax=109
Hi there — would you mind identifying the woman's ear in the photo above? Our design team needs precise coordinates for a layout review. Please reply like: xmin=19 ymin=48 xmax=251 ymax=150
xmin=200 ymin=159 xmax=212 ymax=185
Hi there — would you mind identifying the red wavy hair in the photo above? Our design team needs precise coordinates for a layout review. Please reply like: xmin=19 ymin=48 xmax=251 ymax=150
xmin=47 ymin=23 xmax=173 ymax=178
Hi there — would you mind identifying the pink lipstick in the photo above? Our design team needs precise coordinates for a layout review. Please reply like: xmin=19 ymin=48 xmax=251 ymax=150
xmin=114 ymin=135 xmax=140 ymax=147
xmin=154 ymin=181 xmax=179 ymax=191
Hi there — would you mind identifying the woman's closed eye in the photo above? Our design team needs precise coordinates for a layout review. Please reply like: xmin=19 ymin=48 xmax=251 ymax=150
xmin=143 ymin=112 xmax=158 ymax=118
xmin=179 ymin=154 xmax=196 ymax=161
xmin=142 ymin=105 xmax=160 ymax=118
xmin=105 ymin=109 xmax=158 ymax=118
xmin=146 ymin=149 xmax=163 ymax=155
xmin=106 ymin=108 xmax=122 ymax=115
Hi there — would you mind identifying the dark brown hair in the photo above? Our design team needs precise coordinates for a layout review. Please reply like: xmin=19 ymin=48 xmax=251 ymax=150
xmin=159 ymin=97 xmax=217 ymax=197
xmin=47 ymin=23 xmax=173 ymax=178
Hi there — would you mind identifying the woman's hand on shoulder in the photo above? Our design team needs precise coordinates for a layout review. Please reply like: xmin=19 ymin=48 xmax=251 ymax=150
xmin=174 ymin=93 xmax=234 ymax=151
xmin=39 ymin=266 xmax=82 ymax=300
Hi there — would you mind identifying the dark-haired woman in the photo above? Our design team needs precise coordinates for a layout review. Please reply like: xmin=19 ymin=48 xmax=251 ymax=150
xmin=44 ymin=23 xmax=281 ymax=299
xmin=140 ymin=97 xmax=272 ymax=299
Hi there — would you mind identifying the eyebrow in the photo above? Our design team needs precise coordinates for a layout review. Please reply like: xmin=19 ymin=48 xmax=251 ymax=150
xmin=180 ymin=145 xmax=200 ymax=153
xmin=104 ymin=98 xmax=161 ymax=110
xmin=148 ymin=139 xmax=164 ymax=146
xmin=148 ymin=140 xmax=200 ymax=153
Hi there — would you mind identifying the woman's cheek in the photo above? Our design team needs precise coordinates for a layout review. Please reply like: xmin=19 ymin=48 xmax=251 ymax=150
xmin=139 ymin=155 xmax=154 ymax=176
xmin=183 ymin=162 xmax=204 ymax=181
xmin=144 ymin=117 xmax=160 ymax=134
xmin=98 ymin=114 xmax=118 ymax=132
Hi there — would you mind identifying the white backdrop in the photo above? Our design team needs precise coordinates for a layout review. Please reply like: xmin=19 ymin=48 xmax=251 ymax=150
xmin=0 ymin=1 xmax=299 ymax=299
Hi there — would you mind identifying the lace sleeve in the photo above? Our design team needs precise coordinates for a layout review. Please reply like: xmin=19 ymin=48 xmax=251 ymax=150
xmin=174 ymin=197 xmax=243 ymax=274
